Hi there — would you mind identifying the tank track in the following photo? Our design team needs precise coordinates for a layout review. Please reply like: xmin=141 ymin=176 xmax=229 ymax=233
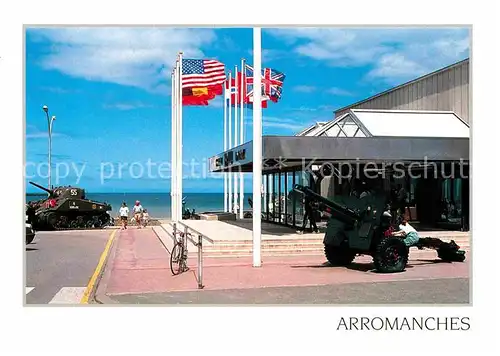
xmin=33 ymin=212 xmax=114 ymax=231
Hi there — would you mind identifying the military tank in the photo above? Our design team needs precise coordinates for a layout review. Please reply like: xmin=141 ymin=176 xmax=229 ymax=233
xmin=27 ymin=181 xmax=113 ymax=230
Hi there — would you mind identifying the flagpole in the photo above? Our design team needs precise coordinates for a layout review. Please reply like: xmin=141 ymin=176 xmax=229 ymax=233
xmin=174 ymin=59 xmax=180 ymax=221
xmin=223 ymin=77 xmax=228 ymax=213
xmin=178 ymin=52 xmax=183 ymax=220
xmin=233 ymin=65 xmax=239 ymax=216
xmin=171 ymin=68 xmax=177 ymax=221
xmin=253 ymin=27 xmax=262 ymax=267
xmin=228 ymin=72 xmax=233 ymax=213
xmin=239 ymin=58 xmax=245 ymax=219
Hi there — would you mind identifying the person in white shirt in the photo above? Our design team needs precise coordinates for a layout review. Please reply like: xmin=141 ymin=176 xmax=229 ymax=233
xmin=392 ymin=216 xmax=419 ymax=246
xmin=119 ymin=202 xmax=129 ymax=230
xmin=141 ymin=209 xmax=150 ymax=227
xmin=133 ymin=200 xmax=144 ymax=229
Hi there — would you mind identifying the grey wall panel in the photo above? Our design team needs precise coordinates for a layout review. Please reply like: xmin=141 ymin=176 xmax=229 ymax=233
xmin=333 ymin=60 xmax=470 ymax=122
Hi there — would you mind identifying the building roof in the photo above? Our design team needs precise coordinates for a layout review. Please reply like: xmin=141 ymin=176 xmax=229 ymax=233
xmin=295 ymin=109 xmax=470 ymax=139
xmin=208 ymin=136 xmax=470 ymax=173
xmin=333 ymin=58 xmax=469 ymax=115
xmin=294 ymin=121 xmax=328 ymax=136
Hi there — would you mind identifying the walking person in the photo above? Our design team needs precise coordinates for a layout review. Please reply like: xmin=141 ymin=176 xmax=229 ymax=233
xmin=396 ymin=184 xmax=408 ymax=218
xmin=298 ymin=195 xmax=319 ymax=234
xmin=141 ymin=209 xmax=150 ymax=227
xmin=119 ymin=202 xmax=129 ymax=230
xmin=133 ymin=200 xmax=144 ymax=229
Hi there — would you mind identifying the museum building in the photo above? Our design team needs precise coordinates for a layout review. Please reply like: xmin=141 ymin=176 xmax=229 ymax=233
xmin=209 ymin=58 xmax=470 ymax=231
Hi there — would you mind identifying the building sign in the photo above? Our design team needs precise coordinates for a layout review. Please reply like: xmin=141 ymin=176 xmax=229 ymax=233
xmin=224 ymin=151 xmax=234 ymax=165
xmin=236 ymin=149 xmax=246 ymax=161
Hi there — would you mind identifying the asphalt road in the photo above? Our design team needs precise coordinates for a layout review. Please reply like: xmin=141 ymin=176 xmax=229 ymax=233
xmin=110 ymin=278 xmax=470 ymax=305
xmin=25 ymin=229 xmax=112 ymax=304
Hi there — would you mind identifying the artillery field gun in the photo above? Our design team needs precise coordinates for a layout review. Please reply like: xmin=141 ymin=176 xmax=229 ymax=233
xmin=27 ymin=181 xmax=113 ymax=230
xmin=293 ymin=184 xmax=465 ymax=273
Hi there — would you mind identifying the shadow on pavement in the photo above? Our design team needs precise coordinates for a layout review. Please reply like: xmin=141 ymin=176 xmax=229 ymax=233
xmin=413 ymin=259 xmax=453 ymax=264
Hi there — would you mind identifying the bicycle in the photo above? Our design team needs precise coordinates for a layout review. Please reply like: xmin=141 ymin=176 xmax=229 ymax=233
xmin=170 ymin=229 xmax=190 ymax=275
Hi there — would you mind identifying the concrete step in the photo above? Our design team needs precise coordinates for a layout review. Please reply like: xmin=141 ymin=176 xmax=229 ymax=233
xmin=157 ymin=223 xmax=470 ymax=258
xmin=204 ymin=242 xmax=324 ymax=251
xmin=204 ymin=237 xmax=470 ymax=248
xmin=198 ymin=243 xmax=471 ymax=257
xmin=203 ymin=239 xmax=470 ymax=253
xmin=200 ymin=248 xmax=471 ymax=259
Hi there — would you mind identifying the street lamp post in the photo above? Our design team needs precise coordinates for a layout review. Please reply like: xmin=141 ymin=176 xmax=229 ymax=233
xmin=42 ymin=105 xmax=56 ymax=190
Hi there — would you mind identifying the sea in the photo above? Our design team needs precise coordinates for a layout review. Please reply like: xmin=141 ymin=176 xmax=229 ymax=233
xmin=26 ymin=193 xmax=252 ymax=219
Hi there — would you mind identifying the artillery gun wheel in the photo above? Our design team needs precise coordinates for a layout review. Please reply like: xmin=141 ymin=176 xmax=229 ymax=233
xmin=373 ymin=236 xmax=408 ymax=273
xmin=324 ymin=241 xmax=356 ymax=266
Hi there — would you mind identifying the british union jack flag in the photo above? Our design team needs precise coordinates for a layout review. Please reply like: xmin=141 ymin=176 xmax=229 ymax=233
xmin=245 ymin=64 xmax=285 ymax=104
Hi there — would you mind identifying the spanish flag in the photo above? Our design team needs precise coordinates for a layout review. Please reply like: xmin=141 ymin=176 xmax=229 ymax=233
xmin=182 ymin=87 xmax=218 ymax=106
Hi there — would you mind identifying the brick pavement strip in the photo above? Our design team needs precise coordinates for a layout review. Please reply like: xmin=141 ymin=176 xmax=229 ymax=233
xmin=108 ymin=278 xmax=470 ymax=305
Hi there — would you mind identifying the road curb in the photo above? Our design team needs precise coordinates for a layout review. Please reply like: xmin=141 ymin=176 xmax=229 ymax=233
xmin=93 ymin=230 xmax=120 ymax=304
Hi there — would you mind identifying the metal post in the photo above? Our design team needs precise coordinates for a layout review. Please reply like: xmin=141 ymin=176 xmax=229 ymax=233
xmin=224 ymin=78 xmax=228 ymax=212
xmin=48 ymin=119 xmax=52 ymax=189
xmin=197 ymin=234 xmax=204 ymax=289
xmin=239 ymin=58 xmax=245 ymax=219
xmin=228 ymin=72 xmax=233 ymax=213
xmin=184 ymin=225 xmax=188 ymax=258
xmin=252 ymin=27 xmax=262 ymax=267
xmin=284 ymin=172 xmax=288 ymax=226
xmin=178 ymin=52 xmax=184 ymax=221
xmin=292 ymin=172 xmax=296 ymax=227
xmin=171 ymin=70 xmax=177 ymax=221
xmin=42 ymin=106 xmax=55 ymax=190
xmin=234 ymin=65 xmax=239 ymax=216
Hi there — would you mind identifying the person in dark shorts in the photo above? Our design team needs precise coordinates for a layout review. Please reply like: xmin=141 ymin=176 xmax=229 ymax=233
xmin=298 ymin=195 xmax=319 ymax=234
xmin=119 ymin=202 xmax=129 ymax=230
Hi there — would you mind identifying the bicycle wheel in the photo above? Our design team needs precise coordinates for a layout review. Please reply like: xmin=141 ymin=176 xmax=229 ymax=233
xmin=170 ymin=243 xmax=183 ymax=275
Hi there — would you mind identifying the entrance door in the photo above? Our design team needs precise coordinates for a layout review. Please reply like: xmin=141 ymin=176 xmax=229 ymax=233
xmin=415 ymin=177 xmax=441 ymax=226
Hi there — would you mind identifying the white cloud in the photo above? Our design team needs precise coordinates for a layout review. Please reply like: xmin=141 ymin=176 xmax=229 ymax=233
xmin=260 ymin=116 xmax=306 ymax=131
xmin=266 ymin=27 xmax=470 ymax=84
xmin=208 ymin=96 xmax=223 ymax=109
xmin=292 ymin=85 xmax=316 ymax=93
xmin=246 ymin=48 xmax=287 ymax=64
xmin=103 ymin=102 xmax=155 ymax=110
xmin=28 ymin=27 xmax=217 ymax=93
xmin=327 ymin=87 xmax=354 ymax=96
xmin=26 ymin=124 xmax=68 ymax=139
xmin=26 ymin=131 xmax=66 ymax=139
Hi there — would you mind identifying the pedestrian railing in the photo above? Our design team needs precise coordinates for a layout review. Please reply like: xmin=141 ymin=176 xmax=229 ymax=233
xmin=169 ymin=221 xmax=214 ymax=289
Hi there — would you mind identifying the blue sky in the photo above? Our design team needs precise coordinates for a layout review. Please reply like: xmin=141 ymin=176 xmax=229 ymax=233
xmin=25 ymin=27 xmax=470 ymax=193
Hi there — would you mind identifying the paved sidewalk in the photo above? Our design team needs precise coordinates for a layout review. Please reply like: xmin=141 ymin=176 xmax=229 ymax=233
xmin=111 ymin=278 xmax=470 ymax=305
xmin=95 ymin=227 xmax=470 ymax=304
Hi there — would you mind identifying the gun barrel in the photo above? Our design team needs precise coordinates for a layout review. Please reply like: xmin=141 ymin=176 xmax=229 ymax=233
xmin=293 ymin=184 xmax=360 ymax=220
xmin=29 ymin=181 xmax=53 ymax=194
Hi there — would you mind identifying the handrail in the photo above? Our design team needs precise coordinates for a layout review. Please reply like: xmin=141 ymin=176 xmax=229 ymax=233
xmin=169 ymin=220 xmax=213 ymax=289
xmin=170 ymin=221 xmax=215 ymax=244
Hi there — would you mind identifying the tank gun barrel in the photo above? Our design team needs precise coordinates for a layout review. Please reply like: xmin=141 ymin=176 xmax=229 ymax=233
xmin=29 ymin=181 xmax=53 ymax=195
xmin=293 ymin=184 xmax=361 ymax=222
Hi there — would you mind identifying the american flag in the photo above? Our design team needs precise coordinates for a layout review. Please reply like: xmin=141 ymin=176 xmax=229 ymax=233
xmin=182 ymin=59 xmax=226 ymax=89
xmin=245 ymin=64 xmax=285 ymax=103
